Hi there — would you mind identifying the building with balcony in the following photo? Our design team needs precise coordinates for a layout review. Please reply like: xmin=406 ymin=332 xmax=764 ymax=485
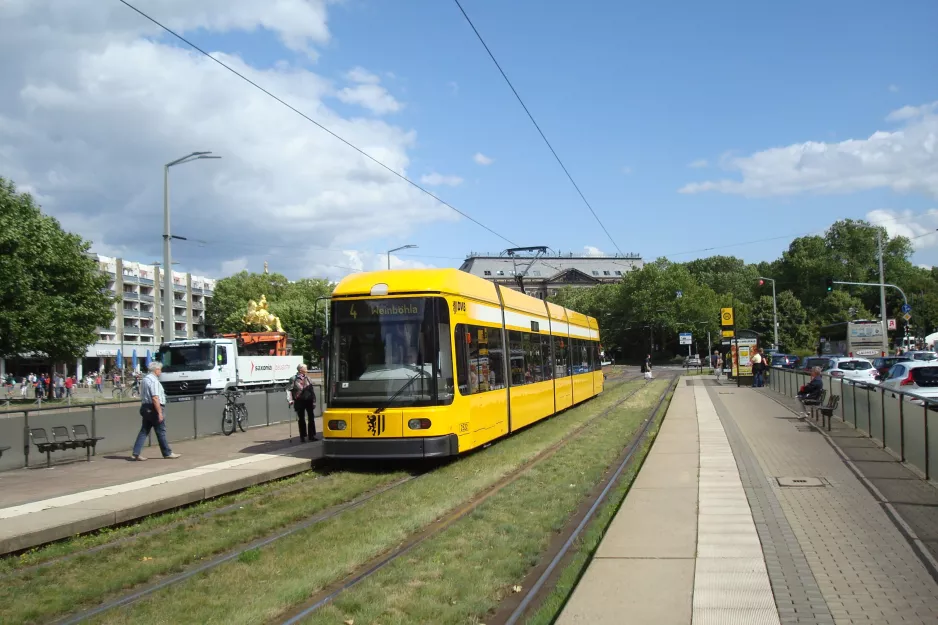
xmin=458 ymin=251 xmax=643 ymax=299
xmin=80 ymin=255 xmax=216 ymax=377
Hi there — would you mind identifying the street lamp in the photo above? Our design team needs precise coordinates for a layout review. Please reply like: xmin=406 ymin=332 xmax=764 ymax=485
xmin=387 ymin=244 xmax=417 ymax=270
xmin=757 ymin=277 xmax=779 ymax=350
xmin=163 ymin=152 xmax=220 ymax=343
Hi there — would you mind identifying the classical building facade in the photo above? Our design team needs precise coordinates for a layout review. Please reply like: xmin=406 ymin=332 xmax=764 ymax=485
xmin=459 ymin=252 xmax=643 ymax=299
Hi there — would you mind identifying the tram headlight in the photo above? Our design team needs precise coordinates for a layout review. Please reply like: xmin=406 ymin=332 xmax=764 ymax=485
xmin=407 ymin=418 xmax=432 ymax=430
xmin=328 ymin=419 xmax=347 ymax=431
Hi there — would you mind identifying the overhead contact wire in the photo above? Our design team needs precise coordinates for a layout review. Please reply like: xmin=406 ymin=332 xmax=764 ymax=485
xmin=453 ymin=0 xmax=624 ymax=256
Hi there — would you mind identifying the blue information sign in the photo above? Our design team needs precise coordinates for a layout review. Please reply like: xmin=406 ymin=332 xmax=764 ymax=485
xmin=901 ymin=303 xmax=912 ymax=314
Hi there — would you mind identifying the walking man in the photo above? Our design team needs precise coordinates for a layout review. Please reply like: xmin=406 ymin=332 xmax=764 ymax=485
xmin=131 ymin=361 xmax=180 ymax=461
xmin=287 ymin=363 xmax=317 ymax=443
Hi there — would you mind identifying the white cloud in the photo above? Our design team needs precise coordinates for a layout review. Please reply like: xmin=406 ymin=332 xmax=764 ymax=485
xmin=866 ymin=209 xmax=938 ymax=250
xmin=473 ymin=152 xmax=493 ymax=166
xmin=0 ymin=0 xmax=458 ymax=281
xmin=420 ymin=172 xmax=463 ymax=187
xmin=679 ymin=101 xmax=938 ymax=199
xmin=688 ymin=158 xmax=709 ymax=168
xmin=889 ymin=84 xmax=899 ymax=93
xmin=336 ymin=80 xmax=402 ymax=115
xmin=220 ymin=257 xmax=249 ymax=275
xmin=346 ymin=66 xmax=380 ymax=84
xmin=583 ymin=245 xmax=604 ymax=257
xmin=621 ymin=166 xmax=633 ymax=175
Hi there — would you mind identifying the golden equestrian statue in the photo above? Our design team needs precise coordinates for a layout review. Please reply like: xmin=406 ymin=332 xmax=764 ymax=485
xmin=242 ymin=295 xmax=284 ymax=332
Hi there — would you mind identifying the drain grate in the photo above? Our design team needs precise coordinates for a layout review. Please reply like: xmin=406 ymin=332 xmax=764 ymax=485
xmin=776 ymin=476 xmax=826 ymax=487
xmin=794 ymin=424 xmax=816 ymax=432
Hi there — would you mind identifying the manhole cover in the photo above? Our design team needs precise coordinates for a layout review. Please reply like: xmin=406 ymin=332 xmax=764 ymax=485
xmin=776 ymin=477 xmax=826 ymax=487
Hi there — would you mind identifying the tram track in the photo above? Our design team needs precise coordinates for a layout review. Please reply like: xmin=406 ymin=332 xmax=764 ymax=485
xmin=497 ymin=376 xmax=677 ymax=625
xmin=27 ymin=370 xmax=639 ymax=625
xmin=270 ymin=373 xmax=668 ymax=625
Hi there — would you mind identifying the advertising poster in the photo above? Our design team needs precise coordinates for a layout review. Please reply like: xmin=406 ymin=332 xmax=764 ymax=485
xmin=730 ymin=338 xmax=758 ymax=377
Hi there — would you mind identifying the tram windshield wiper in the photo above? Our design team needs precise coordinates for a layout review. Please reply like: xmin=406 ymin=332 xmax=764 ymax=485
xmin=373 ymin=368 xmax=429 ymax=414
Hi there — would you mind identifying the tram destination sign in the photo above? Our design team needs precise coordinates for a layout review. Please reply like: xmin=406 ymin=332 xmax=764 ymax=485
xmin=334 ymin=298 xmax=426 ymax=323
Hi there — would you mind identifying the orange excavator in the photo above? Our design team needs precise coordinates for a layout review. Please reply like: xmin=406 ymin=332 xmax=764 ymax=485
xmin=218 ymin=331 xmax=292 ymax=357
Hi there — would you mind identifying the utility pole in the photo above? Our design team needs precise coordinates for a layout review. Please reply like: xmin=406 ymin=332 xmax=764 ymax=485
xmin=163 ymin=152 xmax=220 ymax=343
xmin=877 ymin=229 xmax=888 ymax=355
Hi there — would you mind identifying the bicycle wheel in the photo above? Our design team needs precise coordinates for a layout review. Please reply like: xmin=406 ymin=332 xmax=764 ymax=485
xmin=111 ymin=388 xmax=121 ymax=399
xmin=237 ymin=403 xmax=248 ymax=432
xmin=222 ymin=405 xmax=236 ymax=436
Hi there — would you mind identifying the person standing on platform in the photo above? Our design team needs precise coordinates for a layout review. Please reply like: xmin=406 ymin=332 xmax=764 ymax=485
xmin=715 ymin=353 xmax=723 ymax=380
xmin=131 ymin=361 xmax=180 ymax=461
xmin=751 ymin=348 xmax=764 ymax=388
xmin=287 ymin=363 xmax=318 ymax=443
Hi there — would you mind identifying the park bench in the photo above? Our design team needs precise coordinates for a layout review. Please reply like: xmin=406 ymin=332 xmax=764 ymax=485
xmin=798 ymin=388 xmax=827 ymax=418
xmin=816 ymin=394 xmax=841 ymax=431
xmin=29 ymin=425 xmax=105 ymax=468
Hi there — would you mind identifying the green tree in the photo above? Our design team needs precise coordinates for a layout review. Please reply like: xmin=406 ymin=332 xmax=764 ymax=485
xmin=206 ymin=272 xmax=333 ymax=362
xmin=0 ymin=177 xmax=114 ymax=361
xmin=205 ymin=271 xmax=291 ymax=333
xmin=749 ymin=291 xmax=813 ymax=351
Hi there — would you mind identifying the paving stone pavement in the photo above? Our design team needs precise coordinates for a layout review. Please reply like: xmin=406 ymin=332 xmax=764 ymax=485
xmin=708 ymin=384 xmax=938 ymax=625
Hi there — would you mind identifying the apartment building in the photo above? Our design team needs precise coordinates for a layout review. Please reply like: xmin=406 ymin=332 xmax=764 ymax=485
xmin=80 ymin=255 xmax=216 ymax=377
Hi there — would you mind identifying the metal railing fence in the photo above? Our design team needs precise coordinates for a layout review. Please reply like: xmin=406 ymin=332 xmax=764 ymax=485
xmin=768 ymin=366 xmax=937 ymax=480
xmin=0 ymin=385 xmax=323 ymax=471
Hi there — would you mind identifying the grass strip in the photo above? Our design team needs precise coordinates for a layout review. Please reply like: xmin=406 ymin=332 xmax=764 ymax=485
xmin=302 ymin=379 xmax=670 ymax=625
xmin=0 ymin=470 xmax=407 ymax=625
xmin=84 ymin=379 xmax=646 ymax=625
xmin=0 ymin=470 xmax=322 ymax=576
xmin=524 ymin=383 xmax=676 ymax=625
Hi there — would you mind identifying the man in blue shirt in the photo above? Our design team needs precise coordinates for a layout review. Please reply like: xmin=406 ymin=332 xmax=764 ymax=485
xmin=131 ymin=361 xmax=181 ymax=461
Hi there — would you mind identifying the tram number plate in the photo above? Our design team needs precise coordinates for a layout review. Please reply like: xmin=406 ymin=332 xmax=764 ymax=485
xmin=459 ymin=422 xmax=469 ymax=433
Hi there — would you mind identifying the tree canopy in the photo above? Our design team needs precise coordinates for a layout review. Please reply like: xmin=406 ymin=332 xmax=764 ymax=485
xmin=0 ymin=177 xmax=114 ymax=361
xmin=549 ymin=219 xmax=936 ymax=361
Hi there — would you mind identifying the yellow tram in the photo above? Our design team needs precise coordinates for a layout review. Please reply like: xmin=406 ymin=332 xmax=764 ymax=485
xmin=322 ymin=268 xmax=603 ymax=458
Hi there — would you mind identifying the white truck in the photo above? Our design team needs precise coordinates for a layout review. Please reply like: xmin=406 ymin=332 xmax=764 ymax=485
xmin=156 ymin=337 xmax=302 ymax=396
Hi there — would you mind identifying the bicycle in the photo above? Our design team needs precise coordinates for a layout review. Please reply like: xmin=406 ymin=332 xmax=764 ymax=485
xmin=222 ymin=390 xmax=248 ymax=436
xmin=112 ymin=382 xmax=141 ymax=400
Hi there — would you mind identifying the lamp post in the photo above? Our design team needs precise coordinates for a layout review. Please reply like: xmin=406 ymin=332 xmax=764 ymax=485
xmin=757 ymin=277 xmax=778 ymax=350
xmin=163 ymin=152 xmax=220 ymax=343
xmin=387 ymin=244 xmax=417 ymax=270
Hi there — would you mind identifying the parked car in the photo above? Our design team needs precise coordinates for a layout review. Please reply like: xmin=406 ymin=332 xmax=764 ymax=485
xmin=770 ymin=353 xmax=799 ymax=369
xmin=879 ymin=361 xmax=938 ymax=408
xmin=684 ymin=356 xmax=702 ymax=367
xmin=821 ymin=357 xmax=879 ymax=384
xmin=801 ymin=356 xmax=833 ymax=372
xmin=872 ymin=356 xmax=911 ymax=381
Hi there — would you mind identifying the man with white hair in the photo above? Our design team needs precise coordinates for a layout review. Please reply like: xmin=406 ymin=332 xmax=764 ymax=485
xmin=131 ymin=361 xmax=181 ymax=461
xmin=287 ymin=363 xmax=317 ymax=443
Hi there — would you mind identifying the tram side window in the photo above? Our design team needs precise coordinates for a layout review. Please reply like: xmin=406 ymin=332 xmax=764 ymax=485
xmin=554 ymin=336 xmax=569 ymax=377
xmin=541 ymin=335 xmax=554 ymax=380
xmin=457 ymin=324 xmax=507 ymax=395
xmin=593 ymin=341 xmax=602 ymax=371
xmin=454 ymin=325 xmax=469 ymax=394
xmin=523 ymin=332 xmax=545 ymax=383
xmin=508 ymin=330 xmax=525 ymax=385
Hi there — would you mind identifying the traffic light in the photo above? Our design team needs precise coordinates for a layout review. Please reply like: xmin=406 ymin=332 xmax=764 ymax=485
xmin=758 ymin=279 xmax=764 ymax=286
xmin=825 ymin=277 xmax=833 ymax=292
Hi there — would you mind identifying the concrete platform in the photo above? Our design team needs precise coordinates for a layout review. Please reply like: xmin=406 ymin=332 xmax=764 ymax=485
xmin=557 ymin=377 xmax=938 ymax=625
xmin=0 ymin=418 xmax=321 ymax=555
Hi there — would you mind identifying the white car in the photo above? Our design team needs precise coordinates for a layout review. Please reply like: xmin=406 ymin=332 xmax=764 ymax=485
xmin=821 ymin=357 xmax=878 ymax=384
xmin=879 ymin=360 xmax=938 ymax=406
xmin=902 ymin=351 xmax=938 ymax=362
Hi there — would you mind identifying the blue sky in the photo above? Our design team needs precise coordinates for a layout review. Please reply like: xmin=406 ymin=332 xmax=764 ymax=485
xmin=242 ymin=0 xmax=938 ymax=266
xmin=3 ymin=0 xmax=937 ymax=278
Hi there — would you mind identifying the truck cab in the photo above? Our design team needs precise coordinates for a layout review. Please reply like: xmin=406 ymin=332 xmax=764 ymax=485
xmin=158 ymin=338 xmax=238 ymax=395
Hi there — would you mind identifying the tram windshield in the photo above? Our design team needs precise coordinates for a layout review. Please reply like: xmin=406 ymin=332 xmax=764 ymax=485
xmin=329 ymin=297 xmax=455 ymax=407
